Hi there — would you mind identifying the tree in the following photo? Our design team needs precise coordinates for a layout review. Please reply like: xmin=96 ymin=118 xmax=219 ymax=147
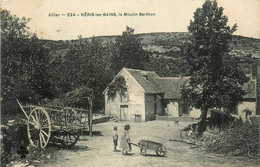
xmin=107 ymin=75 xmax=126 ymax=100
xmin=1 ymin=10 xmax=51 ymax=111
xmin=49 ymin=36 xmax=114 ymax=111
xmin=145 ymin=57 xmax=189 ymax=77
xmin=181 ymin=0 xmax=249 ymax=134
xmin=111 ymin=26 xmax=150 ymax=73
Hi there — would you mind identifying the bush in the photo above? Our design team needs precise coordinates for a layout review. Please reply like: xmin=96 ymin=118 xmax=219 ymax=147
xmin=204 ymin=121 xmax=259 ymax=157
xmin=1 ymin=116 xmax=29 ymax=166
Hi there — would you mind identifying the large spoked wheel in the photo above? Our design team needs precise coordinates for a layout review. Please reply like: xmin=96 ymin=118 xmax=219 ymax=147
xmin=60 ymin=130 xmax=80 ymax=148
xmin=59 ymin=111 xmax=81 ymax=148
xmin=27 ymin=107 xmax=51 ymax=148
xmin=156 ymin=146 xmax=167 ymax=157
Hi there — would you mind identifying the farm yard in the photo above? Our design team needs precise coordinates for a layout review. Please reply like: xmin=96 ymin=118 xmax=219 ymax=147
xmin=6 ymin=120 xmax=259 ymax=167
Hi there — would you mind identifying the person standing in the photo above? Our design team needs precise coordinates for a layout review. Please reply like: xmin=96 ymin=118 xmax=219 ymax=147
xmin=113 ymin=126 xmax=118 ymax=152
xmin=120 ymin=124 xmax=131 ymax=155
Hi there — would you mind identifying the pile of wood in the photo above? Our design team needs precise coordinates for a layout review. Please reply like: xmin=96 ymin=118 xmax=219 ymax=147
xmin=205 ymin=122 xmax=259 ymax=157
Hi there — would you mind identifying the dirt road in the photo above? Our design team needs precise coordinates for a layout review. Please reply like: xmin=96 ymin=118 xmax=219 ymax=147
xmin=32 ymin=121 xmax=259 ymax=167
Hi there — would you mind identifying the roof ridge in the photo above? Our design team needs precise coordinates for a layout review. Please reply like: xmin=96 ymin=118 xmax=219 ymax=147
xmin=124 ymin=68 xmax=156 ymax=73
xmin=157 ymin=76 xmax=190 ymax=79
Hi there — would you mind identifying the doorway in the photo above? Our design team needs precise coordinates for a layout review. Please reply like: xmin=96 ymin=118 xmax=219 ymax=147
xmin=120 ymin=105 xmax=129 ymax=121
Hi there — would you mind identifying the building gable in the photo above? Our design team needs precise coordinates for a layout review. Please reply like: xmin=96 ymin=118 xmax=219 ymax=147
xmin=103 ymin=68 xmax=145 ymax=95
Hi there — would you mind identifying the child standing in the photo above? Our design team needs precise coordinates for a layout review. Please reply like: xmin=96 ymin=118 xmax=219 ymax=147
xmin=120 ymin=124 xmax=132 ymax=155
xmin=113 ymin=126 xmax=118 ymax=152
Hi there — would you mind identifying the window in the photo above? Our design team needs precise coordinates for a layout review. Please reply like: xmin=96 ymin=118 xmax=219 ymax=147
xmin=120 ymin=88 xmax=128 ymax=102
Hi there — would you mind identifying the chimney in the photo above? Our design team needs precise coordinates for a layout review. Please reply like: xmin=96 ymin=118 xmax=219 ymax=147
xmin=141 ymin=71 xmax=149 ymax=81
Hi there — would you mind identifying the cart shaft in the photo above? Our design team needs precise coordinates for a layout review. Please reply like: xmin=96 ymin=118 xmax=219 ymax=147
xmin=16 ymin=99 xmax=29 ymax=119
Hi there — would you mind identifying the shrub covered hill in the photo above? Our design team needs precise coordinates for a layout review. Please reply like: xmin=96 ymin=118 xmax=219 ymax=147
xmin=42 ymin=32 xmax=260 ymax=75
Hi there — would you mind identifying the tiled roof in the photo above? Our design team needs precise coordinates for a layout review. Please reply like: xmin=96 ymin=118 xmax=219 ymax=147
xmin=125 ymin=68 xmax=163 ymax=94
xmin=125 ymin=68 xmax=189 ymax=99
xmin=157 ymin=77 xmax=189 ymax=99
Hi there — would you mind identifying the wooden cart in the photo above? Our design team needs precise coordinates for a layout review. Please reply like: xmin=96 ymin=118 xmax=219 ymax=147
xmin=17 ymin=99 xmax=92 ymax=149
xmin=132 ymin=140 xmax=167 ymax=157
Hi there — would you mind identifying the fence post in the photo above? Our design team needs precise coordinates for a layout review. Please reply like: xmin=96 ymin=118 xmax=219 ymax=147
xmin=80 ymin=110 xmax=82 ymax=136
xmin=88 ymin=97 xmax=93 ymax=137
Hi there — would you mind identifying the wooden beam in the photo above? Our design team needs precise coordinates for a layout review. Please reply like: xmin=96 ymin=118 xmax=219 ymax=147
xmin=65 ymin=107 xmax=89 ymax=112
xmin=16 ymin=99 xmax=29 ymax=119
xmin=88 ymin=97 xmax=93 ymax=137
xmin=23 ymin=105 xmax=63 ymax=112
xmin=23 ymin=105 xmax=89 ymax=113
xmin=43 ymin=105 xmax=89 ymax=112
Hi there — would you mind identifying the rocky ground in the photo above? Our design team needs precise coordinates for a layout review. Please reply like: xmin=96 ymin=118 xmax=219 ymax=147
xmin=7 ymin=121 xmax=259 ymax=167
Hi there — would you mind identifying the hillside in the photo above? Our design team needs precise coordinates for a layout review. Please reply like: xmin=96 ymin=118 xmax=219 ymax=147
xmin=42 ymin=32 xmax=260 ymax=74
xmin=43 ymin=32 xmax=260 ymax=56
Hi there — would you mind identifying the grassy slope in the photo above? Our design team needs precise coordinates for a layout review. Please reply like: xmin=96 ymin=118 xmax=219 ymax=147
xmin=42 ymin=32 xmax=260 ymax=74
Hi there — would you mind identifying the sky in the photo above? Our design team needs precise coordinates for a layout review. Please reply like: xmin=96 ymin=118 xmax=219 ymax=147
xmin=1 ymin=0 xmax=260 ymax=40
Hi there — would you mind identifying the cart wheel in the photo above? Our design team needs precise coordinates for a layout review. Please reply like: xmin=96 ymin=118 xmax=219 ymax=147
xmin=143 ymin=149 xmax=146 ymax=156
xmin=140 ymin=148 xmax=142 ymax=155
xmin=27 ymin=107 xmax=51 ymax=148
xmin=59 ymin=111 xmax=81 ymax=148
xmin=140 ymin=148 xmax=146 ymax=156
xmin=60 ymin=130 xmax=80 ymax=148
xmin=156 ymin=146 xmax=167 ymax=157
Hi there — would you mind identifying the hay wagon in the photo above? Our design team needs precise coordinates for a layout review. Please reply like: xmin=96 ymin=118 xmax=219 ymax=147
xmin=17 ymin=99 xmax=92 ymax=149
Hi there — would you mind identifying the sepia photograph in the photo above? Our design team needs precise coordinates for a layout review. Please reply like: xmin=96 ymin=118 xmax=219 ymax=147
xmin=0 ymin=0 xmax=260 ymax=166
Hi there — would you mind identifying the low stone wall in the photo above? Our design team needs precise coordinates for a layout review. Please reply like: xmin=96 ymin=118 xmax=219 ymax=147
xmin=156 ymin=115 xmax=178 ymax=121
xmin=156 ymin=115 xmax=195 ymax=122
xmin=92 ymin=116 xmax=111 ymax=124
xmin=178 ymin=116 xmax=195 ymax=122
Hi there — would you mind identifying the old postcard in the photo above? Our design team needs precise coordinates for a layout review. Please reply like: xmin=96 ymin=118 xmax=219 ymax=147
xmin=1 ymin=0 xmax=259 ymax=166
